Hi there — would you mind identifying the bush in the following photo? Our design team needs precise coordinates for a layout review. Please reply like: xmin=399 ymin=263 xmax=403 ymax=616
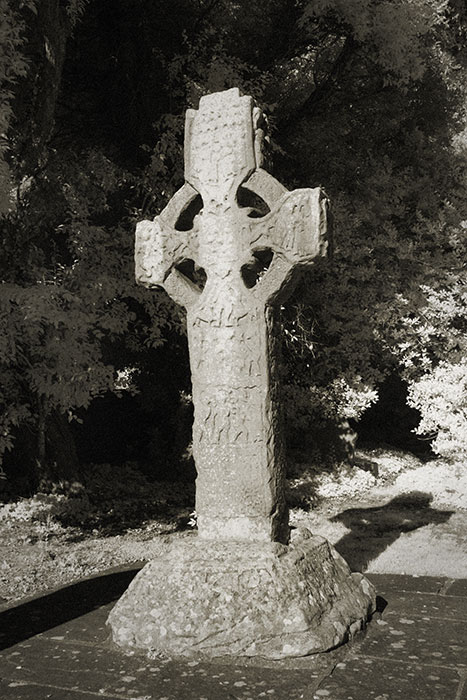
xmin=50 ymin=463 xmax=168 ymax=530
xmin=283 ymin=377 xmax=378 ymax=458
xmin=0 ymin=492 xmax=64 ymax=524
xmin=407 ymin=361 xmax=467 ymax=459
xmin=0 ymin=463 xmax=195 ymax=533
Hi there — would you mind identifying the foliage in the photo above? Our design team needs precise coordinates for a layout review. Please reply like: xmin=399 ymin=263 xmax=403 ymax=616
xmin=407 ymin=360 xmax=467 ymax=458
xmin=298 ymin=0 xmax=450 ymax=81
xmin=0 ymin=462 xmax=195 ymax=532
xmin=49 ymin=463 xmax=169 ymax=530
xmin=276 ymin=0 xmax=467 ymax=453
xmin=0 ymin=145 xmax=182 ymax=470
xmin=0 ymin=0 xmax=37 ymax=213
xmin=0 ymin=491 xmax=62 ymax=524
xmin=0 ymin=0 xmax=466 ymax=476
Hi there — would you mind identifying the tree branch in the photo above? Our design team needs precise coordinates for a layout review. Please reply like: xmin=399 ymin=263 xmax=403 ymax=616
xmin=278 ymin=35 xmax=356 ymax=128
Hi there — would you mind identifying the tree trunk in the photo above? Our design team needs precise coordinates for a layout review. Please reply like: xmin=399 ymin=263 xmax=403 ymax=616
xmin=35 ymin=395 xmax=48 ymax=488
xmin=45 ymin=410 xmax=82 ymax=484
xmin=34 ymin=400 xmax=81 ymax=488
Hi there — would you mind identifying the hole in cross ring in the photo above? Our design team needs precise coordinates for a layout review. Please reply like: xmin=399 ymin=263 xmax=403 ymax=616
xmin=174 ymin=194 xmax=203 ymax=231
xmin=237 ymin=186 xmax=270 ymax=218
xmin=240 ymin=248 xmax=274 ymax=289
xmin=175 ymin=259 xmax=207 ymax=291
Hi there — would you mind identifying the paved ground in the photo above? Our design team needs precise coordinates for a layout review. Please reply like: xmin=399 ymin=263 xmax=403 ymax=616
xmin=0 ymin=566 xmax=466 ymax=699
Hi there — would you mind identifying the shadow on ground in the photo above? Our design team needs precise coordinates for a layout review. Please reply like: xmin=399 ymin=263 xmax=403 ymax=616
xmin=0 ymin=567 xmax=143 ymax=650
xmin=332 ymin=491 xmax=454 ymax=571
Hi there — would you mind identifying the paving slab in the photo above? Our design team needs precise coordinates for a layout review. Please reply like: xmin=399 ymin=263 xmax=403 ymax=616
xmin=0 ymin=680 xmax=124 ymax=699
xmin=365 ymin=573 xmax=448 ymax=594
xmin=373 ymin=589 xmax=467 ymax=621
xmin=0 ymin=635 xmax=325 ymax=699
xmin=307 ymin=574 xmax=467 ymax=700
xmin=447 ymin=579 xmax=467 ymax=597
xmin=357 ymin=615 xmax=466 ymax=668
xmin=0 ymin=638 xmax=336 ymax=699
xmin=1 ymin=569 xmax=467 ymax=700
xmin=304 ymin=657 xmax=462 ymax=700
xmin=0 ymin=568 xmax=140 ymax=649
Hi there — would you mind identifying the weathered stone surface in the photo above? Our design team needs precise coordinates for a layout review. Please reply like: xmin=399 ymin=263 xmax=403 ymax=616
xmin=107 ymin=88 xmax=376 ymax=659
xmin=134 ymin=87 xmax=328 ymax=543
xmin=107 ymin=530 xmax=375 ymax=659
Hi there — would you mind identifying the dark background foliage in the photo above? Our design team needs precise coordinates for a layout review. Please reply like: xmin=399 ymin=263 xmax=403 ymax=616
xmin=1 ymin=0 xmax=466 ymax=493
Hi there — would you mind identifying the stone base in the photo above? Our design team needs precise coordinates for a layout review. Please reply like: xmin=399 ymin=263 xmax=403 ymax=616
xmin=106 ymin=529 xmax=376 ymax=660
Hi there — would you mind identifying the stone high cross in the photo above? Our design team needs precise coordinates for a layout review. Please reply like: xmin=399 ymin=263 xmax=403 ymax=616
xmin=136 ymin=88 xmax=329 ymax=543
xmin=109 ymin=89 xmax=375 ymax=660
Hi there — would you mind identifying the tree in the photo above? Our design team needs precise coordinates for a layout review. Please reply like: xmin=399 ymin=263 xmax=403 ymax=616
xmin=0 ymin=0 xmax=185 ymax=484
xmin=274 ymin=0 xmax=467 ymax=456
xmin=1 ymin=0 xmax=466 ymax=487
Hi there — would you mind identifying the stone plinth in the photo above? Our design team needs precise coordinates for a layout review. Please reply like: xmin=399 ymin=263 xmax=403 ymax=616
xmin=107 ymin=530 xmax=376 ymax=659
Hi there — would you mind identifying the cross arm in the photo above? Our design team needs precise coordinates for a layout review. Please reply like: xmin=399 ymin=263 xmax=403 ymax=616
xmin=241 ymin=173 xmax=330 ymax=304
xmin=135 ymin=183 xmax=202 ymax=308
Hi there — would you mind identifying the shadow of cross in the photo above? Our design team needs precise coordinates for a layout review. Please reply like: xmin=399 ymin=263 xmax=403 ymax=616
xmin=135 ymin=88 xmax=329 ymax=543
xmin=332 ymin=491 xmax=454 ymax=572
